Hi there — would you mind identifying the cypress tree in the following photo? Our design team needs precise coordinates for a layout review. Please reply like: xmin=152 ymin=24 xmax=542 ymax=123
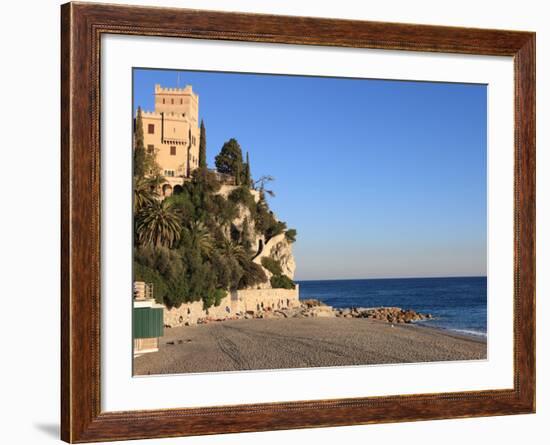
xmin=199 ymin=119 xmax=207 ymax=169
xmin=243 ymin=152 xmax=251 ymax=186
xmin=235 ymin=162 xmax=241 ymax=186
xmin=134 ymin=107 xmax=146 ymax=179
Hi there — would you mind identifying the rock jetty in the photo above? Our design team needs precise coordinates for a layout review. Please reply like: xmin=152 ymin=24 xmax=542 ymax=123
xmin=188 ymin=299 xmax=432 ymax=326
xmin=334 ymin=306 xmax=432 ymax=323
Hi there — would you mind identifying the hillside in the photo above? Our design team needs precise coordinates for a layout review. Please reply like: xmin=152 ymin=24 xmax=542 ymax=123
xmin=133 ymin=133 xmax=297 ymax=309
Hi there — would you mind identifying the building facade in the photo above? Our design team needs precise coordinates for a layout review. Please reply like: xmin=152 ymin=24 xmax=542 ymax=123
xmin=140 ymin=84 xmax=201 ymax=197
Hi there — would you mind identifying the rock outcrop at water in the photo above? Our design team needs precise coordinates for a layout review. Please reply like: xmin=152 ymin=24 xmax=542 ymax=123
xmin=190 ymin=299 xmax=432 ymax=325
xmin=334 ymin=306 xmax=433 ymax=323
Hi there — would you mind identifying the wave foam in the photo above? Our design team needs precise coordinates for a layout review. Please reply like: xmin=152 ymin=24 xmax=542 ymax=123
xmin=447 ymin=328 xmax=487 ymax=338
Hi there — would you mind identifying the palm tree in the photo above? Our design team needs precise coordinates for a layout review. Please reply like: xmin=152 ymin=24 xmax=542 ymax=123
xmin=148 ymin=172 xmax=166 ymax=191
xmin=133 ymin=177 xmax=157 ymax=213
xmin=185 ymin=221 xmax=214 ymax=259
xmin=216 ymin=238 xmax=267 ymax=288
xmin=136 ymin=200 xmax=181 ymax=248
xmin=218 ymin=239 xmax=247 ymax=264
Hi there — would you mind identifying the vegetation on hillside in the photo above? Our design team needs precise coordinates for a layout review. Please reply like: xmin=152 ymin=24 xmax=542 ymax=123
xmin=132 ymin=111 xmax=296 ymax=308
xmin=270 ymin=274 xmax=296 ymax=290
xmin=261 ymin=257 xmax=296 ymax=290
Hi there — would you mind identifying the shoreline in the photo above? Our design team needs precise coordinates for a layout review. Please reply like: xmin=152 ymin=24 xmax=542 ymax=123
xmin=408 ymin=321 xmax=487 ymax=344
xmin=134 ymin=316 xmax=487 ymax=375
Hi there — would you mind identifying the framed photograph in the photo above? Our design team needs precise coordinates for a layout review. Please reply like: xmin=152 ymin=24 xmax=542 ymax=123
xmin=61 ymin=2 xmax=535 ymax=442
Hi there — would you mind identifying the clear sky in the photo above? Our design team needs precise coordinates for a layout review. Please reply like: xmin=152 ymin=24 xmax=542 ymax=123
xmin=133 ymin=68 xmax=487 ymax=281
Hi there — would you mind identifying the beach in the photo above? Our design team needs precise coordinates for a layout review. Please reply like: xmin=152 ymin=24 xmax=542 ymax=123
xmin=134 ymin=317 xmax=486 ymax=375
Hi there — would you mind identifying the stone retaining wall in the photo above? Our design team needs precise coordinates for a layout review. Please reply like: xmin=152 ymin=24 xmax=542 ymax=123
xmin=163 ymin=286 xmax=300 ymax=327
xmin=232 ymin=287 xmax=300 ymax=313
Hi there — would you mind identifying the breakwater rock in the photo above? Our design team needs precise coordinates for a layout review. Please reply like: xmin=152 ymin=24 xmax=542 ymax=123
xmin=188 ymin=299 xmax=432 ymax=325
xmin=334 ymin=306 xmax=433 ymax=324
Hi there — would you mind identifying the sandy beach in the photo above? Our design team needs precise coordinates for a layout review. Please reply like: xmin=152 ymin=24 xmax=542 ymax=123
xmin=134 ymin=317 xmax=486 ymax=375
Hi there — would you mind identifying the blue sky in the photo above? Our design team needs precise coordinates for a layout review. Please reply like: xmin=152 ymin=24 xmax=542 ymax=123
xmin=133 ymin=68 xmax=487 ymax=280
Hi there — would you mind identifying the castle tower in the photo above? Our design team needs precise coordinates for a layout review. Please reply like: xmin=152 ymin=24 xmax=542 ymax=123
xmin=138 ymin=84 xmax=201 ymax=197
xmin=154 ymin=84 xmax=199 ymax=124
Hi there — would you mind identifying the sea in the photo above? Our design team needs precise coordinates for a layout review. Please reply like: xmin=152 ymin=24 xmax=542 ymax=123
xmin=296 ymin=276 xmax=487 ymax=338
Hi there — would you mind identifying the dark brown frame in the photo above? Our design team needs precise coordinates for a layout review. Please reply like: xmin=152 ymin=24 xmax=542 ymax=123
xmin=61 ymin=2 xmax=535 ymax=442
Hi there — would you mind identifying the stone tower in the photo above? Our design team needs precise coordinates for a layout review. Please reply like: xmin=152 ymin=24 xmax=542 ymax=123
xmin=139 ymin=84 xmax=201 ymax=197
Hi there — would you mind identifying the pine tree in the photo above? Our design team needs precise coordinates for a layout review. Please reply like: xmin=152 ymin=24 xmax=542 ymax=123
xmin=134 ymin=107 xmax=146 ymax=179
xmin=199 ymin=119 xmax=207 ymax=169
xmin=215 ymin=138 xmax=243 ymax=178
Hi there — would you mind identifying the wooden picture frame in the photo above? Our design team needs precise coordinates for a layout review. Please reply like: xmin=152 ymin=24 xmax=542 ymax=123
xmin=61 ymin=2 xmax=535 ymax=442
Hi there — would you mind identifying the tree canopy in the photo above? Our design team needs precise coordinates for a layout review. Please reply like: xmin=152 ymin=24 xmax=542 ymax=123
xmin=243 ymin=152 xmax=251 ymax=187
xmin=199 ymin=120 xmax=207 ymax=169
xmin=215 ymin=138 xmax=243 ymax=178
xmin=133 ymin=107 xmax=147 ymax=179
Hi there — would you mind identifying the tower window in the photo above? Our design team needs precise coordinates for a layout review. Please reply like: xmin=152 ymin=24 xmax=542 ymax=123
xmin=180 ymin=99 xmax=183 ymax=104
xmin=147 ymin=124 xmax=154 ymax=134
xmin=162 ymin=98 xmax=165 ymax=104
xmin=171 ymin=98 xmax=174 ymax=104
xmin=170 ymin=146 xmax=176 ymax=156
xmin=147 ymin=144 xmax=154 ymax=154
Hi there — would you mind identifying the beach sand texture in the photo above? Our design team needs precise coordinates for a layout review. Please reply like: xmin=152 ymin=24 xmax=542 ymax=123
xmin=134 ymin=318 xmax=486 ymax=375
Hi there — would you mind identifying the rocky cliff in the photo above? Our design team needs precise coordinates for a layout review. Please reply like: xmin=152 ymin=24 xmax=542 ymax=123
xmin=219 ymin=184 xmax=296 ymax=289
xmin=253 ymin=233 xmax=296 ymax=279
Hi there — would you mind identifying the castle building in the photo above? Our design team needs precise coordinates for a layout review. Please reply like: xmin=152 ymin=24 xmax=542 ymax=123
xmin=139 ymin=84 xmax=201 ymax=197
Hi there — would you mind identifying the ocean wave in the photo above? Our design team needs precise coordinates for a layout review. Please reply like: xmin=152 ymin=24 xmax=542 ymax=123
xmin=446 ymin=328 xmax=487 ymax=338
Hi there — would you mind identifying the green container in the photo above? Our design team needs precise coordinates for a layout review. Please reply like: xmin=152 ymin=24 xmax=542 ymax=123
xmin=133 ymin=307 xmax=164 ymax=339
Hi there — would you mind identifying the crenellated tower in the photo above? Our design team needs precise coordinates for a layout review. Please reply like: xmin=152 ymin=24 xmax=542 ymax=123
xmin=154 ymin=84 xmax=199 ymax=124
xmin=138 ymin=84 xmax=201 ymax=197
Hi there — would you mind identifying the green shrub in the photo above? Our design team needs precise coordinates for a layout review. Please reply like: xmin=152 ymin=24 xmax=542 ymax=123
xmin=254 ymin=199 xmax=275 ymax=236
xmin=208 ymin=194 xmax=238 ymax=225
xmin=165 ymin=191 xmax=195 ymax=220
xmin=285 ymin=228 xmax=297 ymax=243
xmin=261 ymin=257 xmax=283 ymax=276
xmin=228 ymin=186 xmax=255 ymax=208
xmin=266 ymin=221 xmax=287 ymax=240
xmin=239 ymin=261 xmax=267 ymax=289
xmin=240 ymin=217 xmax=253 ymax=253
xmin=254 ymin=199 xmax=288 ymax=241
xmin=202 ymin=288 xmax=227 ymax=310
xmin=133 ymin=261 xmax=169 ymax=304
xmin=210 ymin=250 xmax=243 ymax=291
xmin=270 ymin=274 xmax=296 ymax=289
xmin=213 ymin=288 xmax=226 ymax=306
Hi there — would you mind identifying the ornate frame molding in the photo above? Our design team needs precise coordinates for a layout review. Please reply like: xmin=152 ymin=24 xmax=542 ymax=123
xmin=61 ymin=2 xmax=535 ymax=442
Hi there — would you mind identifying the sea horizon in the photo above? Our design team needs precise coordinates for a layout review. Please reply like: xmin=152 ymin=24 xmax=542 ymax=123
xmin=296 ymin=275 xmax=487 ymax=283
